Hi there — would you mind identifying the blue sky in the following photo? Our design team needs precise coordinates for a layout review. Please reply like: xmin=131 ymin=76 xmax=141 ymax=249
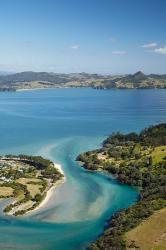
xmin=0 ymin=0 xmax=166 ymax=74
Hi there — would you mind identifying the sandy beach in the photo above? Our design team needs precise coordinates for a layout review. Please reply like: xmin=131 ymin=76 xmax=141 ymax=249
xmin=6 ymin=162 xmax=66 ymax=216
xmin=16 ymin=86 xmax=64 ymax=92
xmin=54 ymin=162 xmax=65 ymax=176
xmin=27 ymin=162 xmax=66 ymax=213
xmin=16 ymin=87 xmax=50 ymax=92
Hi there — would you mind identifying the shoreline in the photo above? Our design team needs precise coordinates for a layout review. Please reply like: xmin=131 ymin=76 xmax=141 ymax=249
xmin=77 ymin=124 xmax=166 ymax=250
xmin=16 ymin=87 xmax=68 ymax=92
xmin=27 ymin=162 xmax=66 ymax=214
xmin=15 ymin=86 xmax=88 ymax=92
xmin=16 ymin=87 xmax=54 ymax=92
xmin=54 ymin=162 xmax=65 ymax=177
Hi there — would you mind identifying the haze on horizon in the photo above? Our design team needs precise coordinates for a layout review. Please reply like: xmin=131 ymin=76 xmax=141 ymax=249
xmin=0 ymin=0 xmax=166 ymax=75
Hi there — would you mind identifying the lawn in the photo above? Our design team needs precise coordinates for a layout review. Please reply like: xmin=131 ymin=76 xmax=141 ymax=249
xmin=16 ymin=178 xmax=43 ymax=198
xmin=0 ymin=186 xmax=13 ymax=197
xmin=125 ymin=208 xmax=166 ymax=250
xmin=151 ymin=146 xmax=166 ymax=164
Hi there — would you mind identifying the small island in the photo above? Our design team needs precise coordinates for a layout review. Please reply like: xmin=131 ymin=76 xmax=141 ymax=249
xmin=77 ymin=123 xmax=166 ymax=249
xmin=0 ymin=155 xmax=64 ymax=216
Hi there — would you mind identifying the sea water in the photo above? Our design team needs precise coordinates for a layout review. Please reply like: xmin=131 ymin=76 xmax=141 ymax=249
xmin=0 ymin=88 xmax=165 ymax=250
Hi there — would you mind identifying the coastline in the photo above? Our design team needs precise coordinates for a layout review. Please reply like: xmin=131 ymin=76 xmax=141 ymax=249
xmin=27 ymin=162 xmax=66 ymax=213
xmin=16 ymin=87 xmax=52 ymax=92
xmin=77 ymin=124 xmax=166 ymax=250
xmin=54 ymin=162 xmax=65 ymax=177
xmin=16 ymin=87 xmax=67 ymax=92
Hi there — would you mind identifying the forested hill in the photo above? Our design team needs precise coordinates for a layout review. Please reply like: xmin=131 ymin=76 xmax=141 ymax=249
xmin=77 ymin=123 xmax=166 ymax=249
xmin=0 ymin=71 xmax=166 ymax=91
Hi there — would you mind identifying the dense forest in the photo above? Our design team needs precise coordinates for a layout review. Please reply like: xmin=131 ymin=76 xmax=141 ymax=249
xmin=77 ymin=123 xmax=166 ymax=249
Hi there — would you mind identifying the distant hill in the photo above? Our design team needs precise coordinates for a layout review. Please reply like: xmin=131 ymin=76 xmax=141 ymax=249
xmin=121 ymin=71 xmax=148 ymax=83
xmin=0 ymin=71 xmax=69 ymax=85
xmin=93 ymin=71 xmax=166 ymax=89
xmin=149 ymin=74 xmax=166 ymax=80
xmin=0 ymin=71 xmax=165 ymax=91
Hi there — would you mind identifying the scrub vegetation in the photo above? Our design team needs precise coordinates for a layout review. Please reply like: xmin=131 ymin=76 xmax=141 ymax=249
xmin=77 ymin=123 xmax=166 ymax=249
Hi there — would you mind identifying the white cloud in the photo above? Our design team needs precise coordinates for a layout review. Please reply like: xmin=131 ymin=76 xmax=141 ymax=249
xmin=141 ymin=42 xmax=157 ymax=48
xmin=112 ymin=50 xmax=126 ymax=55
xmin=154 ymin=46 xmax=166 ymax=54
xmin=141 ymin=42 xmax=166 ymax=54
xmin=71 ymin=45 xmax=80 ymax=50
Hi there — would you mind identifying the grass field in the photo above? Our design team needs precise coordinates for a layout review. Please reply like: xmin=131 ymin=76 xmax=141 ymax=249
xmin=0 ymin=186 xmax=13 ymax=197
xmin=151 ymin=146 xmax=166 ymax=164
xmin=17 ymin=178 xmax=43 ymax=198
xmin=125 ymin=208 xmax=166 ymax=250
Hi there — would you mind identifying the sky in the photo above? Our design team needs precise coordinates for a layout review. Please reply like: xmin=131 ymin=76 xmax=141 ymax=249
xmin=0 ymin=0 xmax=166 ymax=74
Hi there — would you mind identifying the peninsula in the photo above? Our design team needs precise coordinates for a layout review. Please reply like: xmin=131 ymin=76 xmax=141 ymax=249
xmin=77 ymin=123 xmax=166 ymax=249
xmin=0 ymin=155 xmax=64 ymax=216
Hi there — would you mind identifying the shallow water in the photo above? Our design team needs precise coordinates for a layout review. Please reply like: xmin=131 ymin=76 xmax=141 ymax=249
xmin=0 ymin=88 xmax=165 ymax=249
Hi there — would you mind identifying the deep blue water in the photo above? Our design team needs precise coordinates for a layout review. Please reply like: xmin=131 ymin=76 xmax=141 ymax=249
xmin=0 ymin=88 xmax=165 ymax=250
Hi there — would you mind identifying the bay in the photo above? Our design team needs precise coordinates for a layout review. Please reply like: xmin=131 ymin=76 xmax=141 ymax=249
xmin=0 ymin=88 xmax=165 ymax=250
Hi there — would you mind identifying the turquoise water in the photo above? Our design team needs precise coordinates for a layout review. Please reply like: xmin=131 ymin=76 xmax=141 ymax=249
xmin=0 ymin=88 xmax=165 ymax=250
